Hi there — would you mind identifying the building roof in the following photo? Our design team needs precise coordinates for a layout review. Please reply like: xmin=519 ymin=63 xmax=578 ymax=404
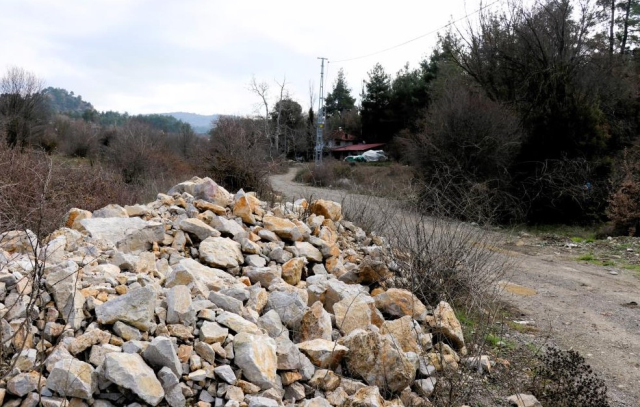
xmin=329 ymin=129 xmax=358 ymax=142
xmin=330 ymin=143 xmax=385 ymax=152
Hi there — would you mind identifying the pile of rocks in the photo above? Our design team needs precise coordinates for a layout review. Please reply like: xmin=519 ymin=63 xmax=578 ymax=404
xmin=0 ymin=176 xmax=472 ymax=407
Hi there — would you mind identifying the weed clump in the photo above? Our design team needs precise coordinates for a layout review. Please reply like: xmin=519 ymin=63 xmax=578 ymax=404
xmin=530 ymin=347 xmax=609 ymax=407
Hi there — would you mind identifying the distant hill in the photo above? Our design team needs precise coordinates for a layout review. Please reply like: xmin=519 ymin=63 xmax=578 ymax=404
xmin=161 ymin=112 xmax=219 ymax=134
xmin=44 ymin=87 xmax=94 ymax=114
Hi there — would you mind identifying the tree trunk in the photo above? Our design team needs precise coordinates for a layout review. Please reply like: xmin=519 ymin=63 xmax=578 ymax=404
xmin=621 ymin=0 xmax=632 ymax=54
xmin=610 ymin=0 xmax=616 ymax=58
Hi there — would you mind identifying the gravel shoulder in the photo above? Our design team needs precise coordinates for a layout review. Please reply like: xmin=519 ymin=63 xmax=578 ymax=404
xmin=270 ymin=167 xmax=640 ymax=406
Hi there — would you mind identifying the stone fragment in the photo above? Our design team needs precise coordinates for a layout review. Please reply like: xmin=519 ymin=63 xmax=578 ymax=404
xmin=64 ymin=208 xmax=92 ymax=230
xmin=381 ymin=315 xmax=427 ymax=354
xmin=344 ymin=386 xmax=384 ymax=407
xmin=374 ymin=288 xmax=428 ymax=322
xmin=263 ymin=216 xmax=303 ymax=241
xmin=233 ymin=332 xmax=277 ymax=389
xmin=89 ymin=344 xmax=121 ymax=366
xmin=308 ymin=369 xmax=341 ymax=392
xmin=248 ymin=397 xmax=280 ymax=407
xmin=281 ymin=257 xmax=305 ymax=286
xmin=289 ymin=242 xmax=323 ymax=263
xmin=506 ymin=394 xmax=543 ymax=407
xmin=209 ymin=291 xmax=244 ymax=315
xmin=46 ymin=358 xmax=95 ymax=399
xmin=7 ymin=371 xmax=42 ymax=397
xmin=143 ymin=336 xmax=183 ymax=377
xmin=302 ymin=398 xmax=332 ymax=407
xmin=168 ymin=177 xmax=231 ymax=206
xmin=340 ymin=329 xmax=416 ymax=393
xmin=310 ymin=200 xmax=342 ymax=222
xmin=200 ymin=321 xmax=229 ymax=343
xmin=234 ymin=195 xmax=257 ymax=225
xmin=180 ymin=218 xmax=221 ymax=241
xmin=265 ymin=289 xmax=307 ymax=330
xmin=300 ymin=301 xmax=332 ymax=341
xmin=95 ymin=286 xmax=156 ymax=331
xmin=414 ymin=378 xmax=436 ymax=397
xmin=158 ymin=367 xmax=187 ymax=407
xmin=166 ymin=258 xmax=236 ymax=295
xmin=167 ymin=285 xmax=196 ymax=325
xmin=258 ymin=309 xmax=287 ymax=338
xmin=243 ymin=266 xmax=281 ymax=288
xmin=93 ymin=204 xmax=128 ymax=218
xmin=79 ymin=217 xmax=163 ymax=250
xmin=428 ymin=301 xmax=464 ymax=350
xmin=45 ymin=260 xmax=85 ymax=330
xmin=296 ymin=339 xmax=348 ymax=369
xmin=217 ymin=311 xmax=261 ymax=334
xmin=214 ymin=365 xmax=237 ymax=384
xmin=200 ymin=237 xmax=244 ymax=269
xmin=101 ymin=352 xmax=164 ymax=406
xmin=463 ymin=355 xmax=491 ymax=373
xmin=68 ymin=329 xmax=111 ymax=355
xmin=334 ymin=295 xmax=380 ymax=335
xmin=113 ymin=320 xmax=142 ymax=341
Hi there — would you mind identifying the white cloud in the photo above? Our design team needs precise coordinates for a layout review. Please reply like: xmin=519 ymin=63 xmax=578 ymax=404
xmin=0 ymin=0 xmax=488 ymax=115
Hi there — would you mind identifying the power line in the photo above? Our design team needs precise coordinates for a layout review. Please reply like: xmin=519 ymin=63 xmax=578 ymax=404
xmin=331 ymin=0 xmax=502 ymax=63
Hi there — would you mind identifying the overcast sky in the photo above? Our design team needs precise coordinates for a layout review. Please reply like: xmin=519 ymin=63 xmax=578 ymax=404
xmin=0 ymin=0 xmax=491 ymax=116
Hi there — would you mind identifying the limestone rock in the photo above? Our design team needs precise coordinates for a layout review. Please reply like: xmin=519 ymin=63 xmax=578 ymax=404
xmin=158 ymin=367 xmax=187 ymax=407
xmin=429 ymin=301 xmax=464 ymax=350
xmin=300 ymin=301 xmax=332 ymax=341
xmin=46 ymin=358 xmax=95 ymax=399
xmin=374 ymin=288 xmax=428 ymax=322
xmin=166 ymin=285 xmax=196 ymax=325
xmin=217 ymin=311 xmax=261 ymax=334
xmin=310 ymin=200 xmax=342 ymax=222
xmin=344 ymin=386 xmax=385 ymax=407
xmin=263 ymin=216 xmax=303 ymax=241
xmin=166 ymin=258 xmax=236 ymax=295
xmin=79 ymin=217 xmax=163 ymax=250
xmin=93 ymin=204 xmax=128 ymax=218
xmin=233 ymin=332 xmax=278 ymax=389
xmin=334 ymin=295 xmax=382 ymax=335
xmin=265 ymin=288 xmax=307 ymax=330
xmin=381 ymin=315 xmax=427 ymax=354
xmin=209 ymin=291 xmax=244 ymax=315
xmin=506 ymin=394 xmax=542 ymax=407
xmin=233 ymin=195 xmax=257 ymax=225
xmin=179 ymin=218 xmax=220 ymax=241
xmin=143 ymin=336 xmax=183 ymax=377
xmin=200 ymin=237 xmax=244 ymax=269
xmin=296 ymin=339 xmax=348 ymax=369
xmin=168 ymin=177 xmax=231 ymax=206
xmin=101 ymin=352 xmax=165 ymax=406
xmin=340 ymin=329 xmax=416 ymax=393
xmin=45 ymin=260 xmax=85 ymax=330
xmin=289 ymin=242 xmax=323 ymax=263
xmin=200 ymin=321 xmax=229 ymax=343
xmin=95 ymin=286 xmax=156 ymax=331
xmin=281 ymin=257 xmax=305 ymax=286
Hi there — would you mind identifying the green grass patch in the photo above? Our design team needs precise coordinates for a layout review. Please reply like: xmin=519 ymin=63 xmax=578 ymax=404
xmin=578 ymin=253 xmax=596 ymax=261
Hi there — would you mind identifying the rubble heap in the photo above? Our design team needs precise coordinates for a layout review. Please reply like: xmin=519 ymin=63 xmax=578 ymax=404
xmin=0 ymin=176 xmax=471 ymax=407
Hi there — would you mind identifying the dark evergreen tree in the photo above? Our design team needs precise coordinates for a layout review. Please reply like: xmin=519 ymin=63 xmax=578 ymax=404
xmin=361 ymin=63 xmax=392 ymax=143
xmin=324 ymin=69 xmax=356 ymax=117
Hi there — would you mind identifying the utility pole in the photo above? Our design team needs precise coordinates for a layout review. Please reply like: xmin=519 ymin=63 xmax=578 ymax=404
xmin=315 ymin=57 xmax=328 ymax=166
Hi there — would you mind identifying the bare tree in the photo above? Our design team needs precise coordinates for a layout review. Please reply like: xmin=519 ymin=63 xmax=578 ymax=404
xmin=249 ymin=76 xmax=270 ymax=143
xmin=0 ymin=67 xmax=48 ymax=149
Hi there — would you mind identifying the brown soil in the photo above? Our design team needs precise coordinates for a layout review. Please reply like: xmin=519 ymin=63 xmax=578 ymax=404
xmin=271 ymin=167 xmax=640 ymax=406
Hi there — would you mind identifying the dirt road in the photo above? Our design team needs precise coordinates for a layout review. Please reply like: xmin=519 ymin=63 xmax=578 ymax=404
xmin=270 ymin=168 xmax=640 ymax=406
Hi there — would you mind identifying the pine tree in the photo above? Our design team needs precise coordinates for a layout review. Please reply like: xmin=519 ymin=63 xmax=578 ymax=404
xmin=361 ymin=63 xmax=392 ymax=143
xmin=325 ymin=69 xmax=356 ymax=117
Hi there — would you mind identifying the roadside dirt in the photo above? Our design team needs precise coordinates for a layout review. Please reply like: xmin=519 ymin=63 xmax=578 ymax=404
xmin=270 ymin=167 xmax=640 ymax=406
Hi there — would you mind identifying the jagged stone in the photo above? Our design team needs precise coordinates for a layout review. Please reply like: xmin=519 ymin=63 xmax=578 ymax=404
xmin=101 ymin=352 xmax=164 ymax=406
xmin=281 ymin=257 xmax=305 ymax=286
xmin=93 ymin=204 xmax=128 ymax=218
xmin=209 ymin=291 xmax=244 ymax=315
xmin=381 ymin=315 xmax=428 ymax=354
xmin=180 ymin=218 xmax=221 ymax=241
xmin=300 ymin=301 xmax=332 ymax=341
xmin=340 ymin=329 xmax=416 ymax=393
xmin=374 ymin=288 xmax=428 ymax=322
xmin=334 ymin=295 xmax=381 ymax=335
xmin=200 ymin=321 xmax=229 ymax=343
xmin=233 ymin=332 xmax=277 ymax=389
xmin=296 ymin=339 xmax=348 ymax=369
xmin=45 ymin=260 xmax=85 ymax=330
xmin=143 ymin=336 xmax=183 ymax=377
xmin=158 ymin=367 xmax=187 ymax=407
xmin=214 ymin=365 xmax=237 ymax=384
xmin=95 ymin=286 xmax=156 ymax=331
xmin=7 ymin=371 xmax=42 ymax=397
xmin=288 ymin=242 xmax=323 ymax=263
xmin=310 ymin=200 xmax=342 ymax=222
xmin=506 ymin=394 xmax=542 ymax=407
xmin=166 ymin=285 xmax=196 ymax=325
xmin=200 ymin=237 xmax=244 ymax=269
xmin=265 ymin=288 xmax=307 ymax=330
xmin=46 ymin=358 xmax=95 ymax=399
xmin=168 ymin=177 xmax=231 ymax=206
xmin=217 ymin=311 xmax=261 ymax=334
xmin=263 ymin=215 xmax=303 ymax=241
xmin=428 ymin=301 xmax=464 ymax=350
xmin=344 ymin=386 xmax=385 ymax=407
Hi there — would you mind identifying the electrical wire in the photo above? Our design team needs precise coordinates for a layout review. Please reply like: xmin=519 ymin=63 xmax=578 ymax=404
xmin=331 ymin=0 xmax=503 ymax=63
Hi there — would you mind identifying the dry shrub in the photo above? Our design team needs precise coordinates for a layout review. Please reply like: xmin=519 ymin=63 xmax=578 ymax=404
xmin=0 ymin=142 xmax=140 ymax=236
xmin=607 ymin=147 xmax=640 ymax=235
xmin=205 ymin=116 xmax=276 ymax=195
